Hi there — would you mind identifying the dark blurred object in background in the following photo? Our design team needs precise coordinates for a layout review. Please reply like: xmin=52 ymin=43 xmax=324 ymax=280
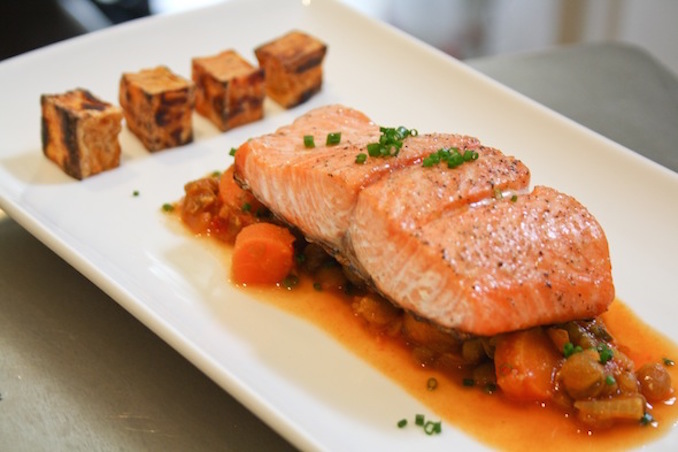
xmin=89 ymin=0 xmax=149 ymax=24
xmin=0 ymin=0 xmax=149 ymax=61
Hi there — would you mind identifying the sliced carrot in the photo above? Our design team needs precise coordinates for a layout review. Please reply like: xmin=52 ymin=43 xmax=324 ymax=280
xmin=232 ymin=222 xmax=296 ymax=285
xmin=219 ymin=165 xmax=265 ymax=214
xmin=494 ymin=327 xmax=563 ymax=402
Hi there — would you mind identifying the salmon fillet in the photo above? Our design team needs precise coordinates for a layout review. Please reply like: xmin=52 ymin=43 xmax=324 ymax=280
xmin=234 ymin=105 xmax=614 ymax=335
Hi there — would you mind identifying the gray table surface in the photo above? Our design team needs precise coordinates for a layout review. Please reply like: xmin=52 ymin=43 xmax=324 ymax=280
xmin=1 ymin=42 xmax=676 ymax=451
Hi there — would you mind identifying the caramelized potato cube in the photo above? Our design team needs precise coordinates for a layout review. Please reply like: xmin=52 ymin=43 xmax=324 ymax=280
xmin=254 ymin=30 xmax=327 ymax=108
xmin=192 ymin=50 xmax=265 ymax=131
xmin=40 ymin=88 xmax=123 ymax=180
xmin=119 ymin=66 xmax=195 ymax=151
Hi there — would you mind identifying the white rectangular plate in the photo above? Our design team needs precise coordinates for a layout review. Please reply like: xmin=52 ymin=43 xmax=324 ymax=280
xmin=1 ymin=0 xmax=677 ymax=450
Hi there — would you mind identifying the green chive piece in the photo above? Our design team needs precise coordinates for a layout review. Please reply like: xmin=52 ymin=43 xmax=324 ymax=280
xmin=663 ymin=357 xmax=675 ymax=367
xmin=242 ymin=202 xmax=252 ymax=213
xmin=355 ymin=153 xmax=367 ymax=164
xmin=640 ymin=412 xmax=655 ymax=426
xmin=510 ymin=194 xmax=518 ymax=202
xmin=423 ymin=420 xmax=442 ymax=435
xmin=397 ymin=419 xmax=408 ymax=428
xmin=426 ymin=377 xmax=438 ymax=391
xmin=597 ymin=343 xmax=614 ymax=364
xmin=229 ymin=147 xmax=237 ymax=156
xmin=303 ymin=135 xmax=315 ymax=148
xmin=326 ymin=132 xmax=341 ymax=146
xmin=415 ymin=414 xmax=425 ymax=426
xmin=605 ymin=375 xmax=616 ymax=385
xmin=161 ymin=203 xmax=174 ymax=212
xmin=133 ymin=190 xmax=140 ymax=197
xmin=281 ymin=274 xmax=299 ymax=290
xmin=484 ymin=382 xmax=498 ymax=394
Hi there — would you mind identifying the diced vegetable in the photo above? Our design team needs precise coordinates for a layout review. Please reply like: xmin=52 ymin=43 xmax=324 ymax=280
xmin=232 ymin=222 xmax=296 ymax=285
xmin=494 ymin=327 xmax=562 ymax=402
xmin=575 ymin=395 xmax=645 ymax=427
xmin=637 ymin=362 xmax=673 ymax=402
xmin=558 ymin=349 xmax=606 ymax=399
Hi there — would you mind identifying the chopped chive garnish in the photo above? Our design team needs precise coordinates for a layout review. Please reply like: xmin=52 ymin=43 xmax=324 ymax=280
xmin=397 ymin=419 xmax=408 ymax=428
xmin=161 ymin=203 xmax=174 ymax=212
xmin=563 ymin=342 xmax=583 ymax=357
xmin=281 ymin=274 xmax=299 ymax=290
xmin=597 ymin=343 xmax=614 ymax=364
xmin=605 ymin=375 xmax=616 ymax=385
xmin=303 ymin=135 xmax=315 ymax=148
xmin=510 ymin=194 xmax=518 ymax=202
xmin=133 ymin=190 xmax=140 ymax=197
xmin=663 ymin=357 xmax=675 ymax=367
xmin=484 ymin=382 xmax=497 ymax=394
xmin=415 ymin=414 xmax=425 ymax=426
xmin=229 ymin=147 xmax=237 ymax=156
xmin=326 ymin=132 xmax=341 ymax=146
xmin=211 ymin=170 xmax=222 ymax=177
xmin=640 ymin=412 xmax=655 ymax=426
xmin=355 ymin=153 xmax=367 ymax=164
xmin=424 ymin=420 xmax=442 ymax=435
xmin=422 ymin=147 xmax=478 ymax=169
xmin=242 ymin=202 xmax=252 ymax=213
xmin=361 ymin=126 xmax=417 ymax=162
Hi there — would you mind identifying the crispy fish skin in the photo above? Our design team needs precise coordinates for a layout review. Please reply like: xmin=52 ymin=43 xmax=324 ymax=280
xmin=234 ymin=105 xmax=614 ymax=335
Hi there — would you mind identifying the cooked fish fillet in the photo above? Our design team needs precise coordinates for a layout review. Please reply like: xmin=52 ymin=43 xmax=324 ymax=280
xmin=234 ymin=104 xmax=614 ymax=335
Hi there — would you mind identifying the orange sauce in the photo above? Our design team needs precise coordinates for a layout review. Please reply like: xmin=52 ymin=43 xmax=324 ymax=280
xmin=172 ymin=179 xmax=678 ymax=449
xmin=239 ymin=275 xmax=678 ymax=450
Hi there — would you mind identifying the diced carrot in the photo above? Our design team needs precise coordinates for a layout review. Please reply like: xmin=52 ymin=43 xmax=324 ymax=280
xmin=232 ymin=222 xmax=296 ymax=285
xmin=494 ymin=327 xmax=563 ymax=402
xmin=219 ymin=165 xmax=265 ymax=214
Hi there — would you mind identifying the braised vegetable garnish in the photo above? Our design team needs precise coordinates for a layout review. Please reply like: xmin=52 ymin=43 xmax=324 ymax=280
xmin=232 ymin=222 xmax=296 ymax=285
xmin=176 ymin=163 xmax=676 ymax=439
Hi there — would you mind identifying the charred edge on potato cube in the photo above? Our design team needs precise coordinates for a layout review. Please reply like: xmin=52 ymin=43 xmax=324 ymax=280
xmin=119 ymin=66 xmax=195 ymax=152
xmin=192 ymin=50 xmax=265 ymax=131
xmin=40 ymin=88 xmax=122 ymax=180
xmin=254 ymin=30 xmax=327 ymax=108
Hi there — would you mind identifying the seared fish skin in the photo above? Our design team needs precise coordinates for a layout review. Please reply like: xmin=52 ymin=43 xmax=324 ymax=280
xmin=234 ymin=105 xmax=614 ymax=335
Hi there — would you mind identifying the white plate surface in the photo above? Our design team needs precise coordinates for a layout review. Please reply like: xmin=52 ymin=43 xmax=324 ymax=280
xmin=1 ymin=0 xmax=677 ymax=450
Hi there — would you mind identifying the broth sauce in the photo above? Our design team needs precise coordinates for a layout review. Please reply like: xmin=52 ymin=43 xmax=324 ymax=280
xmin=239 ymin=273 xmax=678 ymax=450
xmin=172 ymin=172 xmax=678 ymax=449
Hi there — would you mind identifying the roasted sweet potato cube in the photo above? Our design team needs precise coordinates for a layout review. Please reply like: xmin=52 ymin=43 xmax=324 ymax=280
xmin=41 ymin=88 xmax=123 ymax=180
xmin=192 ymin=50 xmax=265 ymax=131
xmin=255 ymin=30 xmax=327 ymax=108
xmin=119 ymin=66 xmax=195 ymax=151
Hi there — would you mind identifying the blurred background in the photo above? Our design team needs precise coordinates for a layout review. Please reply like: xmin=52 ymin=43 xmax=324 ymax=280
xmin=1 ymin=0 xmax=677 ymax=75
